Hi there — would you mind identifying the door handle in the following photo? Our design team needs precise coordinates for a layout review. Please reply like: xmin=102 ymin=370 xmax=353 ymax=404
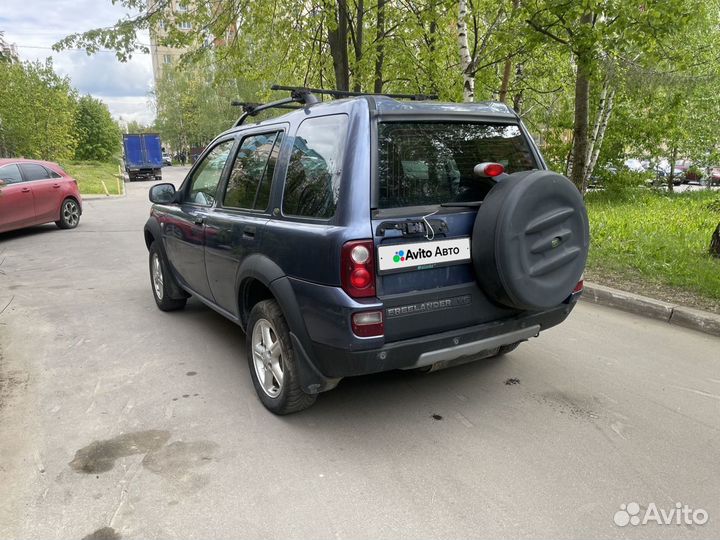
xmin=21 ymin=188 xmax=31 ymax=193
xmin=193 ymin=215 xmax=206 ymax=225
xmin=243 ymin=226 xmax=256 ymax=239
xmin=53 ymin=184 xmax=61 ymax=189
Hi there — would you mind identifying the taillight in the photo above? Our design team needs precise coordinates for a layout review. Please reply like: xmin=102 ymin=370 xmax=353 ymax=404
xmin=352 ymin=310 xmax=384 ymax=337
xmin=573 ymin=279 xmax=584 ymax=293
xmin=341 ymin=240 xmax=376 ymax=298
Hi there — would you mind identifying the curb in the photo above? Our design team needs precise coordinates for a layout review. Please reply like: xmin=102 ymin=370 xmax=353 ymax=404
xmin=82 ymin=190 xmax=127 ymax=201
xmin=581 ymin=282 xmax=720 ymax=338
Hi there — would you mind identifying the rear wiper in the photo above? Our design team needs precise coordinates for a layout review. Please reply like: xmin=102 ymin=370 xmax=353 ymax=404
xmin=440 ymin=201 xmax=483 ymax=207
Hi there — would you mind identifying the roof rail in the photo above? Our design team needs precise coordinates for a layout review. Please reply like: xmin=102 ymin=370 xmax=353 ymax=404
xmin=271 ymin=84 xmax=439 ymax=101
xmin=231 ymin=87 xmax=319 ymax=127
xmin=231 ymin=84 xmax=439 ymax=127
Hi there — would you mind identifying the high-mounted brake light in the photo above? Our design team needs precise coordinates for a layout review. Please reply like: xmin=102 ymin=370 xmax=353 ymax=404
xmin=341 ymin=240 xmax=376 ymax=298
xmin=474 ymin=162 xmax=505 ymax=178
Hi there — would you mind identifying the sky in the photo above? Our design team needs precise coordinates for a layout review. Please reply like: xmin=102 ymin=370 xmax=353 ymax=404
xmin=0 ymin=0 xmax=155 ymax=125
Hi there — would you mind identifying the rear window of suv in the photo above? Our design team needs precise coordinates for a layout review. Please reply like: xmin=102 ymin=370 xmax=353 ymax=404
xmin=377 ymin=122 xmax=537 ymax=209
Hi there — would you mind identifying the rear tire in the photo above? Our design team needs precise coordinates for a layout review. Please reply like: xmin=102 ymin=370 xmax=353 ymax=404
xmin=246 ymin=300 xmax=316 ymax=415
xmin=55 ymin=198 xmax=80 ymax=229
xmin=149 ymin=241 xmax=187 ymax=311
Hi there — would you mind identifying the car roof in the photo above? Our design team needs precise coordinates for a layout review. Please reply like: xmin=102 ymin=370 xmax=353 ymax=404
xmin=222 ymin=95 xmax=518 ymax=136
xmin=0 ymin=158 xmax=60 ymax=168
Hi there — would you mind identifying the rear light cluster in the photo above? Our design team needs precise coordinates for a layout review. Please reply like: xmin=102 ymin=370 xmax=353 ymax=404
xmin=573 ymin=278 xmax=584 ymax=293
xmin=341 ymin=240 xmax=376 ymax=298
xmin=342 ymin=240 xmax=384 ymax=337
xmin=351 ymin=311 xmax=384 ymax=338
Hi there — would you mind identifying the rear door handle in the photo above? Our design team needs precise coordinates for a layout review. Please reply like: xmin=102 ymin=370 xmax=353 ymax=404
xmin=52 ymin=184 xmax=61 ymax=189
xmin=21 ymin=188 xmax=31 ymax=193
xmin=243 ymin=226 xmax=256 ymax=239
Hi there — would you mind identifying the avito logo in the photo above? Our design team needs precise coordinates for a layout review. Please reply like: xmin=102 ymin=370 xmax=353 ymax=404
xmin=393 ymin=245 xmax=461 ymax=263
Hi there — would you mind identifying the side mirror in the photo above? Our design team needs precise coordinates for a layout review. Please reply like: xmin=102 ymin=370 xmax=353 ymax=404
xmin=149 ymin=183 xmax=177 ymax=204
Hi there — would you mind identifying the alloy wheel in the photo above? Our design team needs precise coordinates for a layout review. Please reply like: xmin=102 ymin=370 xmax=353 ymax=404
xmin=251 ymin=318 xmax=284 ymax=397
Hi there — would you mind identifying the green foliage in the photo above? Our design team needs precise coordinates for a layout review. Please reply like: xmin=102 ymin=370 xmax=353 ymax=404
xmin=153 ymin=62 xmax=241 ymax=149
xmin=586 ymin=190 xmax=720 ymax=302
xmin=0 ymin=59 xmax=78 ymax=161
xmin=593 ymin=169 xmax=650 ymax=199
xmin=125 ymin=120 xmax=155 ymax=134
xmin=74 ymin=95 xmax=122 ymax=161
xmin=51 ymin=0 xmax=720 ymax=195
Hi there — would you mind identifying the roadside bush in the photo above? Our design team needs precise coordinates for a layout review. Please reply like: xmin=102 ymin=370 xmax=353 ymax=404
xmin=593 ymin=168 xmax=649 ymax=200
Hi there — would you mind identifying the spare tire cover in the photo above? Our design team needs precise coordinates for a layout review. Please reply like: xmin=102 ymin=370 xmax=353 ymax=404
xmin=472 ymin=170 xmax=589 ymax=310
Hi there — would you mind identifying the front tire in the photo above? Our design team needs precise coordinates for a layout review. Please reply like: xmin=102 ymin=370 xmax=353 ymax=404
xmin=56 ymin=198 xmax=80 ymax=229
xmin=149 ymin=241 xmax=187 ymax=311
xmin=246 ymin=300 xmax=316 ymax=415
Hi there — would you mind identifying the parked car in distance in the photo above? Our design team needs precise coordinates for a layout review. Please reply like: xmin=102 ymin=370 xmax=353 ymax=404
xmin=708 ymin=167 xmax=720 ymax=186
xmin=144 ymin=89 xmax=589 ymax=414
xmin=623 ymin=158 xmax=645 ymax=173
xmin=162 ymin=153 xmax=172 ymax=167
xmin=0 ymin=158 xmax=82 ymax=234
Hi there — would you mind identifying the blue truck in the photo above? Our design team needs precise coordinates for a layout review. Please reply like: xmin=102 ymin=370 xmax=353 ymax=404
xmin=123 ymin=133 xmax=163 ymax=182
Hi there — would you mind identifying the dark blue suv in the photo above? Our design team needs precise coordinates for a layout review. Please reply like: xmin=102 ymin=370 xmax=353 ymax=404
xmin=144 ymin=90 xmax=589 ymax=414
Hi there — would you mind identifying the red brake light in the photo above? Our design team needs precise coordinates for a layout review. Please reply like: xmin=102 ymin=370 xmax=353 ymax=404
xmin=474 ymin=162 xmax=505 ymax=177
xmin=341 ymin=240 xmax=376 ymax=298
xmin=573 ymin=279 xmax=584 ymax=293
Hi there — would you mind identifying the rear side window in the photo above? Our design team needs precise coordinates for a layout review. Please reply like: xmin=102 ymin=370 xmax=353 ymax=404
xmin=223 ymin=131 xmax=283 ymax=211
xmin=19 ymin=163 xmax=51 ymax=181
xmin=282 ymin=114 xmax=348 ymax=219
xmin=377 ymin=123 xmax=537 ymax=208
xmin=0 ymin=164 xmax=23 ymax=184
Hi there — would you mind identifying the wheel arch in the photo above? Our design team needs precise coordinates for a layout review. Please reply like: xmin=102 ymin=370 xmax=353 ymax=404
xmin=58 ymin=196 xmax=82 ymax=220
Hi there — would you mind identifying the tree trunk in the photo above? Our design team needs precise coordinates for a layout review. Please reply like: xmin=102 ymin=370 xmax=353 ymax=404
xmin=512 ymin=63 xmax=524 ymax=113
xmin=668 ymin=146 xmax=677 ymax=192
xmin=583 ymin=84 xmax=616 ymax=190
xmin=373 ymin=0 xmax=385 ymax=93
xmin=499 ymin=59 xmax=512 ymax=103
xmin=328 ymin=0 xmax=350 ymax=91
xmin=710 ymin=222 xmax=720 ymax=257
xmin=457 ymin=0 xmax=474 ymax=102
xmin=498 ymin=0 xmax=520 ymax=103
xmin=352 ymin=0 xmax=364 ymax=92
xmin=570 ymin=48 xmax=592 ymax=192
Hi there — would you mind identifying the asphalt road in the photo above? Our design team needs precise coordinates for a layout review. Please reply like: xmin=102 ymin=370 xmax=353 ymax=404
xmin=1 ymin=167 xmax=719 ymax=539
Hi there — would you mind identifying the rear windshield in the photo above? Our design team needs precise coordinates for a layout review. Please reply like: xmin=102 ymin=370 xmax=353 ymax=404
xmin=377 ymin=122 xmax=537 ymax=209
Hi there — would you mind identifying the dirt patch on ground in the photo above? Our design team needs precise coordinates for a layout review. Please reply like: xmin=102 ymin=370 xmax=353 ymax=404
xmin=585 ymin=269 xmax=720 ymax=314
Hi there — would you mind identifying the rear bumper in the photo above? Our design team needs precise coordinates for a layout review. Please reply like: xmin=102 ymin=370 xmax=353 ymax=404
xmin=308 ymin=296 xmax=579 ymax=378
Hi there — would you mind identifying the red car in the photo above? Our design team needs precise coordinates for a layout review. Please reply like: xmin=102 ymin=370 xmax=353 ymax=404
xmin=0 ymin=159 xmax=82 ymax=234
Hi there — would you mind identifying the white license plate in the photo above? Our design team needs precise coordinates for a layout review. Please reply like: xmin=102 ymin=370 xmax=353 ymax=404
xmin=377 ymin=237 xmax=471 ymax=272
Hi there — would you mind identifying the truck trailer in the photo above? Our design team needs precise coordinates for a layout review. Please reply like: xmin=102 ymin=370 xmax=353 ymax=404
xmin=123 ymin=133 xmax=163 ymax=182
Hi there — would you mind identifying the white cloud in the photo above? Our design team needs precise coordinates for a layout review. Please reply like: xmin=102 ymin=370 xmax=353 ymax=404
xmin=0 ymin=0 xmax=155 ymax=124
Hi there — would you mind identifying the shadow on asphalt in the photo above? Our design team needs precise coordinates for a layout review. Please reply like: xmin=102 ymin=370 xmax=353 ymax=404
xmin=0 ymin=224 xmax=59 ymax=242
xmin=174 ymin=296 xmax=517 ymax=425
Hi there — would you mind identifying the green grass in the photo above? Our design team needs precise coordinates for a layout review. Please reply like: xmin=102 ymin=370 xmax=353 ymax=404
xmin=61 ymin=160 xmax=124 ymax=196
xmin=585 ymin=189 xmax=720 ymax=310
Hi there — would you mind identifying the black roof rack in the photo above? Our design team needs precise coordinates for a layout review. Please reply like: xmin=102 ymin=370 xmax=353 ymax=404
xmin=232 ymin=84 xmax=439 ymax=127
xmin=271 ymin=84 xmax=439 ymax=101
xmin=232 ymin=88 xmax=319 ymax=127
